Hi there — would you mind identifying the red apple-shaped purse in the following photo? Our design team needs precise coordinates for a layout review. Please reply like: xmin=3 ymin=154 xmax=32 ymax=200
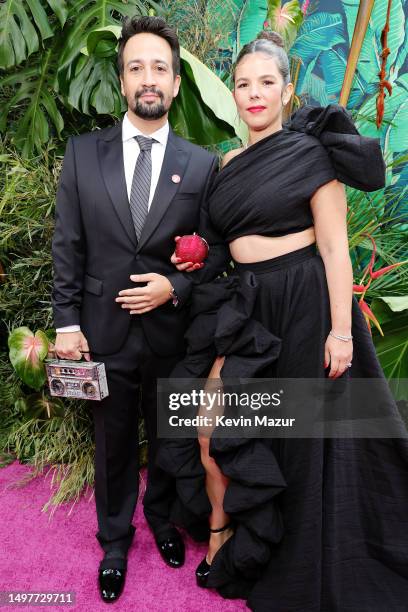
xmin=175 ymin=233 xmax=209 ymax=264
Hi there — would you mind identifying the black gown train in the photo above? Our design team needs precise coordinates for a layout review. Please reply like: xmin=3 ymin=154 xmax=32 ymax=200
xmin=156 ymin=105 xmax=408 ymax=611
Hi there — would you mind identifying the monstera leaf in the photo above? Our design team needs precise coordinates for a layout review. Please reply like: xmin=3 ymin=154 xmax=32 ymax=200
xmin=79 ymin=26 xmax=246 ymax=145
xmin=57 ymin=0 xmax=158 ymax=94
xmin=0 ymin=0 xmax=68 ymax=69
xmin=0 ymin=0 xmax=158 ymax=157
xmin=68 ymin=27 xmax=125 ymax=116
xmin=0 ymin=44 xmax=64 ymax=157
xmin=8 ymin=327 xmax=49 ymax=391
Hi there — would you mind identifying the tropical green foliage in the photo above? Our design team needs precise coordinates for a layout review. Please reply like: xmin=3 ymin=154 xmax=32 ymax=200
xmin=0 ymin=0 xmax=245 ymax=157
xmin=291 ymin=11 xmax=345 ymax=105
xmin=0 ymin=0 xmax=68 ymax=68
xmin=1 ymin=0 xmax=407 ymax=510
xmin=371 ymin=300 xmax=408 ymax=384
xmin=79 ymin=27 xmax=246 ymax=144
xmin=8 ymin=327 xmax=49 ymax=390
xmin=343 ymin=0 xmax=406 ymax=108
xmin=347 ymin=187 xmax=408 ymax=300
xmin=0 ymin=0 xmax=157 ymax=156
xmin=206 ymin=0 xmax=304 ymax=87
xmin=292 ymin=0 xmax=408 ymax=200
xmin=5 ymin=397 xmax=95 ymax=514
xmin=267 ymin=0 xmax=304 ymax=49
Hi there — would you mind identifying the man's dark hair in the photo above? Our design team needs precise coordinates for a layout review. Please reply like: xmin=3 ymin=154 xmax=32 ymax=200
xmin=117 ymin=16 xmax=181 ymax=76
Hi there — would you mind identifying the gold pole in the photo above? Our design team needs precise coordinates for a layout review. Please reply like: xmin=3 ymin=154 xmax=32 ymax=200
xmin=339 ymin=0 xmax=376 ymax=107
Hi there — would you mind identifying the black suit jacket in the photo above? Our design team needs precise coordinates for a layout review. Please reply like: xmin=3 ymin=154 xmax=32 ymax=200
xmin=52 ymin=122 xmax=228 ymax=356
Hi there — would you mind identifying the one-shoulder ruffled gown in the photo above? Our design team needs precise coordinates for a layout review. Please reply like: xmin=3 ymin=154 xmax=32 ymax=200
xmin=156 ymin=105 xmax=408 ymax=611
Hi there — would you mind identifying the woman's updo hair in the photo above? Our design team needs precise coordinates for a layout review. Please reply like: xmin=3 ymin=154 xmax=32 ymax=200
xmin=233 ymin=30 xmax=290 ymax=86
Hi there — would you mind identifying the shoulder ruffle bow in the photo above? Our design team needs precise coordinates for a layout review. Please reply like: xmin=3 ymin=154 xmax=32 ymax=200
xmin=287 ymin=103 xmax=386 ymax=192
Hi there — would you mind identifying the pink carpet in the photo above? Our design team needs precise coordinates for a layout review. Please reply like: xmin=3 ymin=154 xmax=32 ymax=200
xmin=0 ymin=461 xmax=247 ymax=611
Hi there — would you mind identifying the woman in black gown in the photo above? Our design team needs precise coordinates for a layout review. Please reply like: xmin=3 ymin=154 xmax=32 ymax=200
xmin=158 ymin=31 xmax=408 ymax=611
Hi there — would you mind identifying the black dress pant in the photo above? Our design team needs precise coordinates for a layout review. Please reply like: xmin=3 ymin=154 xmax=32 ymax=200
xmin=90 ymin=317 xmax=183 ymax=555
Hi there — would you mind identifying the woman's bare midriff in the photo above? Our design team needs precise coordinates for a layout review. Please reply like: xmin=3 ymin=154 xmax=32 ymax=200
xmin=229 ymin=227 xmax=316 ymax=263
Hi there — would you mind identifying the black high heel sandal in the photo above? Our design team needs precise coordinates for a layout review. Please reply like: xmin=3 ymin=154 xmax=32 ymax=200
xmin=195 ymin=523 xmax=233 ymax=588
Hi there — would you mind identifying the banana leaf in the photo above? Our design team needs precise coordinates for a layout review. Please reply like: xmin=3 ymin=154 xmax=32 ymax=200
xmin=174 ymin=47 xmax=247 ymax=144
xmin=236 ymin=0 xmax=268 ymax=52
xmin=291 ymin=12 xmax=345 ymax=100
xmin=376 ymin=296 xmax=408 ymax=313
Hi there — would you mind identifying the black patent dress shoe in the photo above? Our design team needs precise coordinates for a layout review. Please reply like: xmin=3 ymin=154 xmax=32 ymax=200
xmin=155 ymin=531 xmax=185 ymax=568
xmin=98 ymin=557 xmax=127 ymax=603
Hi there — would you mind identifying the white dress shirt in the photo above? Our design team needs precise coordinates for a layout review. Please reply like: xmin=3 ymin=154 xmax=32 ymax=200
xmin=57 ymin=114 xmax=170 ymax=334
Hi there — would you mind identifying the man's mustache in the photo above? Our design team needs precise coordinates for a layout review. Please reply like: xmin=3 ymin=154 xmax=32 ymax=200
xmin=135 ymin=88 xmax=164 ymax=101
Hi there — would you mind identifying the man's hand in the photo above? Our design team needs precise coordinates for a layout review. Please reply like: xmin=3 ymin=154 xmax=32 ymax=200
xmin=116 ymin=273 xmax=173 ymax=315
xmin=54 ymin=331 xmax=91 ymax=361
xmin=170 ymin=235 xmax=205 ymax=273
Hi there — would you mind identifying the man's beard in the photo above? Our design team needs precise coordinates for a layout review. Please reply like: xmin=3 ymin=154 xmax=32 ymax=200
xmin=131 ymin=88 xmax=169 ymax=120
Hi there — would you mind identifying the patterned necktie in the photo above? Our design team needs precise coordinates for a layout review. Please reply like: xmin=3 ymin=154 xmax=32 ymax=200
xmin=129 ymin=135 xmax=156 ymax=241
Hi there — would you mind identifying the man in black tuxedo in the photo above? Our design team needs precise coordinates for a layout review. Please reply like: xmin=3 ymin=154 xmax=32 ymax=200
xmin=52 ymin=16 xmax=227 ymax=602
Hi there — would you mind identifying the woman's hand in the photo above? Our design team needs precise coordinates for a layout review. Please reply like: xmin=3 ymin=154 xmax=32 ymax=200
xmin=324 ymin=334 xmax=353 ymax=378
xmin=170 ymin=236 xmax=205 ymax=273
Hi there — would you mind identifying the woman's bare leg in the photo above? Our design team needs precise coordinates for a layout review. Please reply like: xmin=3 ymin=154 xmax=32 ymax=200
xmin=198 ymin=356 xmax=233 ymax=563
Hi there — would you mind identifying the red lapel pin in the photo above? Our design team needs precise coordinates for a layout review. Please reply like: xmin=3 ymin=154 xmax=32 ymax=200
xmin=171 ymin=174 xmax=181 ymax=183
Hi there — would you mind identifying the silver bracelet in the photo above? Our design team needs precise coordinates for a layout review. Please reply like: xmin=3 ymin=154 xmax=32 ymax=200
xmin=169 ymin=285 xmax=179 ymax=307
xmin=329 ymin=330 xmax=353 ymax=342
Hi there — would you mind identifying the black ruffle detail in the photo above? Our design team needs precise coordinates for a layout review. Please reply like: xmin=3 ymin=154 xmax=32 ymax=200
xmin=205 ymin=438 xmax=287 ymax=596
xmin=156 ymin=271 xmax=286 ymax=597
xmin=172 ymin=270 xmax=282 ymax=379
xmin=287 ymin=103 xmax=386 ymax=192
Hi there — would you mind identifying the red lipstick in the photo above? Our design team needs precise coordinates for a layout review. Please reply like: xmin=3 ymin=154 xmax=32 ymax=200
xmin=247 ymin=106 xmax=266 ymax=113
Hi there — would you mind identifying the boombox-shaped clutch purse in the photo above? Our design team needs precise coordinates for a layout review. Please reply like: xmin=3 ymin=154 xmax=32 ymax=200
xmin=45 ymin=359 xmax=109 ymax=401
